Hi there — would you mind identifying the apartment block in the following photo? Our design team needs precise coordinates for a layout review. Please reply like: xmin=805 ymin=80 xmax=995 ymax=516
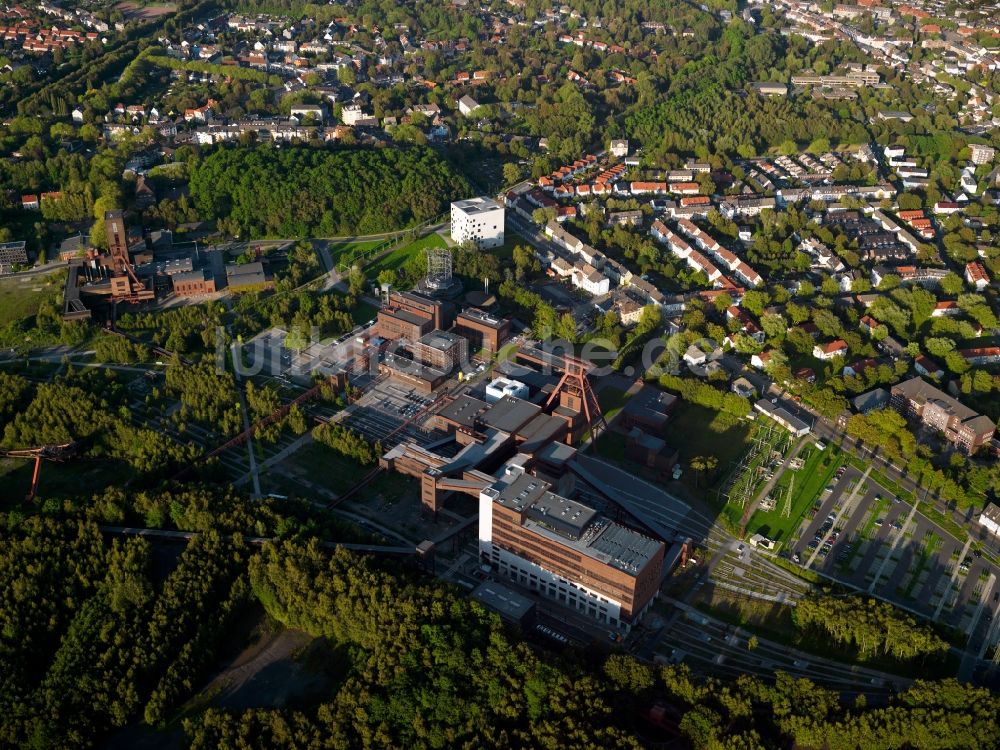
xmin=890 ymin=377 xmax=996 ymax=454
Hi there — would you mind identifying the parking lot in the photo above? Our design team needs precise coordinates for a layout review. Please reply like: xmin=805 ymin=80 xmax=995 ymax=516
xmin=789 ymin=465 xmax=999 ymax=637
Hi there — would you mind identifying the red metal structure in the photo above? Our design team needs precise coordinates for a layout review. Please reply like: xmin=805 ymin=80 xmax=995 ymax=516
xmin=0 ymin=443 xmax=77 ymax=501
xmin=544 ymin=353 xmax=608 ymax=444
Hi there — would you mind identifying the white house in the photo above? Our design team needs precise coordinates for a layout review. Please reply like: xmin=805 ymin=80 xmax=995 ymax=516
xmin=683 ymin=345 xmax=707 ymax=367
xmin=610 ymin=139 xmax=629 ymax=157
xmin=71 ymin=107 xmax=84 ymax=123
xmin=457 ymin=94 xmax=480 ymax=116
xmin=969 ymin=144 xmax=995 ymax=165
xmin=965 ymin=261 xmax=990 ymax=290
xmin=451 ymin=196 xmax=505 ymax=249
xmin=813 ymin=340 xmax=848 ymax=360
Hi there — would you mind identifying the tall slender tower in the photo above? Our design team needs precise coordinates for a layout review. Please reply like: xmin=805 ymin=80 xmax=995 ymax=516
xmin=105 ymin=210 xmax=129 ymax=274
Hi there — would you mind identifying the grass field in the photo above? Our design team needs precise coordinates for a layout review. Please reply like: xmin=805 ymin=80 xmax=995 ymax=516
xmin=329 ymin=239 xmax=386 ymax=269
xmin=350 ymin=301 xmax=378 ymax=326
xmin=366 ymin=233 xmax=447 ymax=277
xmin=670 ymin=403 xmax=753 ymax=466
xmin=280 ymin=443 xmax=361 ymax=496
xmin=598 ymin=387 xmax=631 ymax=422
xmin=0 ymin=271 xmax=64 ymax=326
xmin=745 ymin=445 xmax=845 ymax=545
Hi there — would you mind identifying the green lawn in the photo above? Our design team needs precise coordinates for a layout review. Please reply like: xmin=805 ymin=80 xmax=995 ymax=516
xmin=746 ymin=445 xmax=845 ymax=545
xmin=598 ymin=387 xmax=631 ymax=422
xmin=0 ymin=271 xmax=65 ymax=326
xmin=281 ymin=443 xmax=363 ymax=495
xmin=350 ymin=301 xmax=378 ymax=326
xmin=329 ymin=239 xmax=386 ymax=269
xmin=480 ymin=235 xmax=519 ymax=265
xmin=670 ymin=403 xmax=753 ymax=466
xmin=366 ymin=233 xmax=447 ymax=277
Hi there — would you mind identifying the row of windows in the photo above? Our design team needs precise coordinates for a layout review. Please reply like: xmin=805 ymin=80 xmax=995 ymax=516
xmin=491 ymin=549 xmax=618 ymax=625
xmin=493 ymin=530 xmax=636 ymax=602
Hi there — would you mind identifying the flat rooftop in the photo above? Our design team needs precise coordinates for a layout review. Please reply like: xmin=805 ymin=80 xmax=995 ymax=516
xmin=458 ymin=307 xmax=505 ymax=328
xmin=491 ymin=474 xmax=662 ymax=575
xmin=380 ymin=307 xmax=431 ymax=327
xmin=436 ymin=393 xmax=487 ymax=428
xmin=481 ymin=396 xmax=542 ymax=434
xmin=471 ymin=581 xmax=534 ymax=623
xmin=453 ymin=196 xmax=503 ymax=213
xmin=418 ymin=330 xmax=464 ymax=351
xmin=382 ymin=351 xmax=447 ymax=381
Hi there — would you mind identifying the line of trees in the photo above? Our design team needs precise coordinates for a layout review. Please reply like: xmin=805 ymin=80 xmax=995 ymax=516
xmin=792 ymin=595 xmax=951 ymax=661
xmin=657 ymin=372 xmax=752 ymax=418
xmin=3 ymin=508 xmax=998 ymax=748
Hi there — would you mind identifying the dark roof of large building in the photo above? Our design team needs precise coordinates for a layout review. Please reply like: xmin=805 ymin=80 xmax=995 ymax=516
xmin=436 ymin=394 xmax=487 ymax=428
xmin=515 ymin=413 xmax=565 ymax=453
xmin=457 ymin=307 xmax=507 ymax=329
xmin=481 ymin=396 xmax=542 ymax=434
xmin=489 ymin=473 xmax=663 ymax=574
xmin=471 ymin=581 xmax=534 ymax=624
xmin=620 ymin=386 xmax=677 ymax=421
xmin=226 ymin=261 xmax=269 ymax=287
xmin=380 ymin=307 xmax=431 ymax=327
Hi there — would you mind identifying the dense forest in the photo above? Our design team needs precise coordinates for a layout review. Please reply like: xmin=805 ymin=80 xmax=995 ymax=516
xmin=188 ymin=145 xmax=471 ymax=238
xmin=1 ymin=497 xmax=998 ymax=749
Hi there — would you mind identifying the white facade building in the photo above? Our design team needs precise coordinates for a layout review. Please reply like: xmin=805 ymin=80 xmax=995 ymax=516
xmin=451 ymin=197 xmax=505 ymax=249
xmin=979 ymin=504 xmax=1000 ymax=537
xmin=485 ymin=377 xmax=529 ymax=403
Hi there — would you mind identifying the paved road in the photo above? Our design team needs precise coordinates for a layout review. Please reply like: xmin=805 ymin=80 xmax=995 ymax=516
xmin=0 ymin=261 xmax=65 ymax=279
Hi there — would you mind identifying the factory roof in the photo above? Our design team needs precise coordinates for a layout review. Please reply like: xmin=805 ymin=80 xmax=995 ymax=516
xmin=417 ymin=329 xmax=465 ymax=351
xmin=515 ymin=413 xmax=565 ymax=453
xmin=481 ymin=396 xmax=542 ymax=433
xmin=436 ymin=393 xmax=487 ymax=428
xmin=457 ymin=307 xmax=506 ymax=328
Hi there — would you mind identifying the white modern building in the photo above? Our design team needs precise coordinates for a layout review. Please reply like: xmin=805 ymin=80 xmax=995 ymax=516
xmin=485 ymin=376 xmax=529 ymax=403
xmin=979 ymin=503 xmax=1000 ymax=537
xmin=451 ymin=196 xmax=505 ymax=249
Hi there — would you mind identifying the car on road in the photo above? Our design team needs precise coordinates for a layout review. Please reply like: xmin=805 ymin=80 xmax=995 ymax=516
xmin=892 ymin=522 xmax=903 ymax=531
xmin=807 ymin=540 xmax=819 ymax=551
xmin=874 ymin=518 xmax=884 ymax=527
